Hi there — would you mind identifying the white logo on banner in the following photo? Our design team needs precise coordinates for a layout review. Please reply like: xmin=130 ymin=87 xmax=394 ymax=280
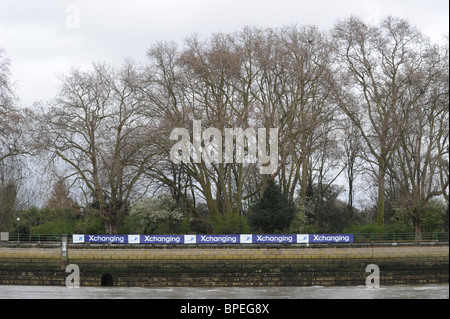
xmin=73 ymin=234 xmax=85 ymax=243
xmin=297 ymin=234 xmax=309 ymax=244
xmin=240 ymin=234 xmax=252 ymax=244
xmin=184 ymin=235 xmax=196 ymax=244
xmin=128 ymin=235 xmax=140 ymax=244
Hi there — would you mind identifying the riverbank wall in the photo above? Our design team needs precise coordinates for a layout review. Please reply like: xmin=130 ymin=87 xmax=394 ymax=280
xmin=0 ymin=244 xmax=448 ymax=287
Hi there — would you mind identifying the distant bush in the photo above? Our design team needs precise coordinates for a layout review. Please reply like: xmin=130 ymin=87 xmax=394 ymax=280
xmin=344 ymin=222 xmax=412 ymax=234
xmin=208 ymin=214 xmax=250 ymax=234
xmin=189 ymin=218 xmax=214 ymax=234
xmin=16 ymin=206 xmax=104 ymax=236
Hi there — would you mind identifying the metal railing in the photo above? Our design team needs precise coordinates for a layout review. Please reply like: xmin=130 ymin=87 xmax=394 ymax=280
xmin=7 ymin=234 xmax=63 ymax=242
xmin=353 ymin=232 xmax=449 ymax=243
xmin=2 ymin=232 xmax=449 ymax=244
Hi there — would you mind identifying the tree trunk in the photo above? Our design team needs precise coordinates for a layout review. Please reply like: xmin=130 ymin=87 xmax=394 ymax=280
xmin=104 ymin=213 xmax=119 ymax=235
xmin=414 ymin=219 xmax=423 ymax=241
xmin=298 ymin=133 xmax=309 ymax=218
xmin=376 ymin=162 xmax=386 ymax=226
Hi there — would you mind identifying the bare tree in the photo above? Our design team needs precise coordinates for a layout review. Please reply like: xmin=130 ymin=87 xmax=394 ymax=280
xmin=331 ymin=17 xmax=435 ymax=226
xmin=387 ymin=38 xmax=449 ymax=238
xmin=39 ymin=62 xmax=157 ymax=234
xmin=1 ymin=48 xmax=23 ymax=163
xmin=0 ymin=48 xmax=26 ymax=230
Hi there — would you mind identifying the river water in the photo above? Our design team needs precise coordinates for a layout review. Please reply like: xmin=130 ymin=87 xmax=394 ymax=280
xmin=0 ymin=284 xmax=448 ymax=299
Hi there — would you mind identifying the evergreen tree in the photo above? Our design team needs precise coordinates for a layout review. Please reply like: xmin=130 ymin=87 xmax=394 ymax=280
xmin=248 ymin=180 xmax=297 ymax=233
xmin=46 ymin=178 xmax=75 ymax=209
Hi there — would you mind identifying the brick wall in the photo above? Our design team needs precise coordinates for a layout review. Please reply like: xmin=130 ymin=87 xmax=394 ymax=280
xmin=0 ymin=245 xmax=448 ymax=287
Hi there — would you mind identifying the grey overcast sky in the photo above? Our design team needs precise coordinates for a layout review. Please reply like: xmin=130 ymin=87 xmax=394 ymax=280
xmin=0 ymin=0 xmax=448 ymax=107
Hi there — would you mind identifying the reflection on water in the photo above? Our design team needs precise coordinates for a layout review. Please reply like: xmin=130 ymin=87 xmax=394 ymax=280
xmin=0 ymin=284 xmax=448 ymax=299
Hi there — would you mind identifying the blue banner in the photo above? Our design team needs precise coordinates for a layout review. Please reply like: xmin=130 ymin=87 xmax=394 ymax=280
xmin=72 ymin=234 xmax=354 ymax=244
xmin=252 ymin=234 xmax=296 ymax=244
xmin=82 ymin=234 xmax=128 ymax=244
xmin=197 ymin=235 xmax=240 ymax=244
xmin=309 ymin=234 xmax=354 ymax=243
xmin=140 ymin=235 xmax=183 ymax=244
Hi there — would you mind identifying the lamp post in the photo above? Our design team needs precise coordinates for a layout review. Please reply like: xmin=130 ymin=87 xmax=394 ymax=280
xmin=61 ymin=234 xmax=69 ymax=270
xmin=16 ymin=217 xmax=20 ymax=243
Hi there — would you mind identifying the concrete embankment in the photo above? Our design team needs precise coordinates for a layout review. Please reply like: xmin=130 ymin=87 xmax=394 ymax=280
xmin=0 ymin=244 xmax=448 ymax=287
